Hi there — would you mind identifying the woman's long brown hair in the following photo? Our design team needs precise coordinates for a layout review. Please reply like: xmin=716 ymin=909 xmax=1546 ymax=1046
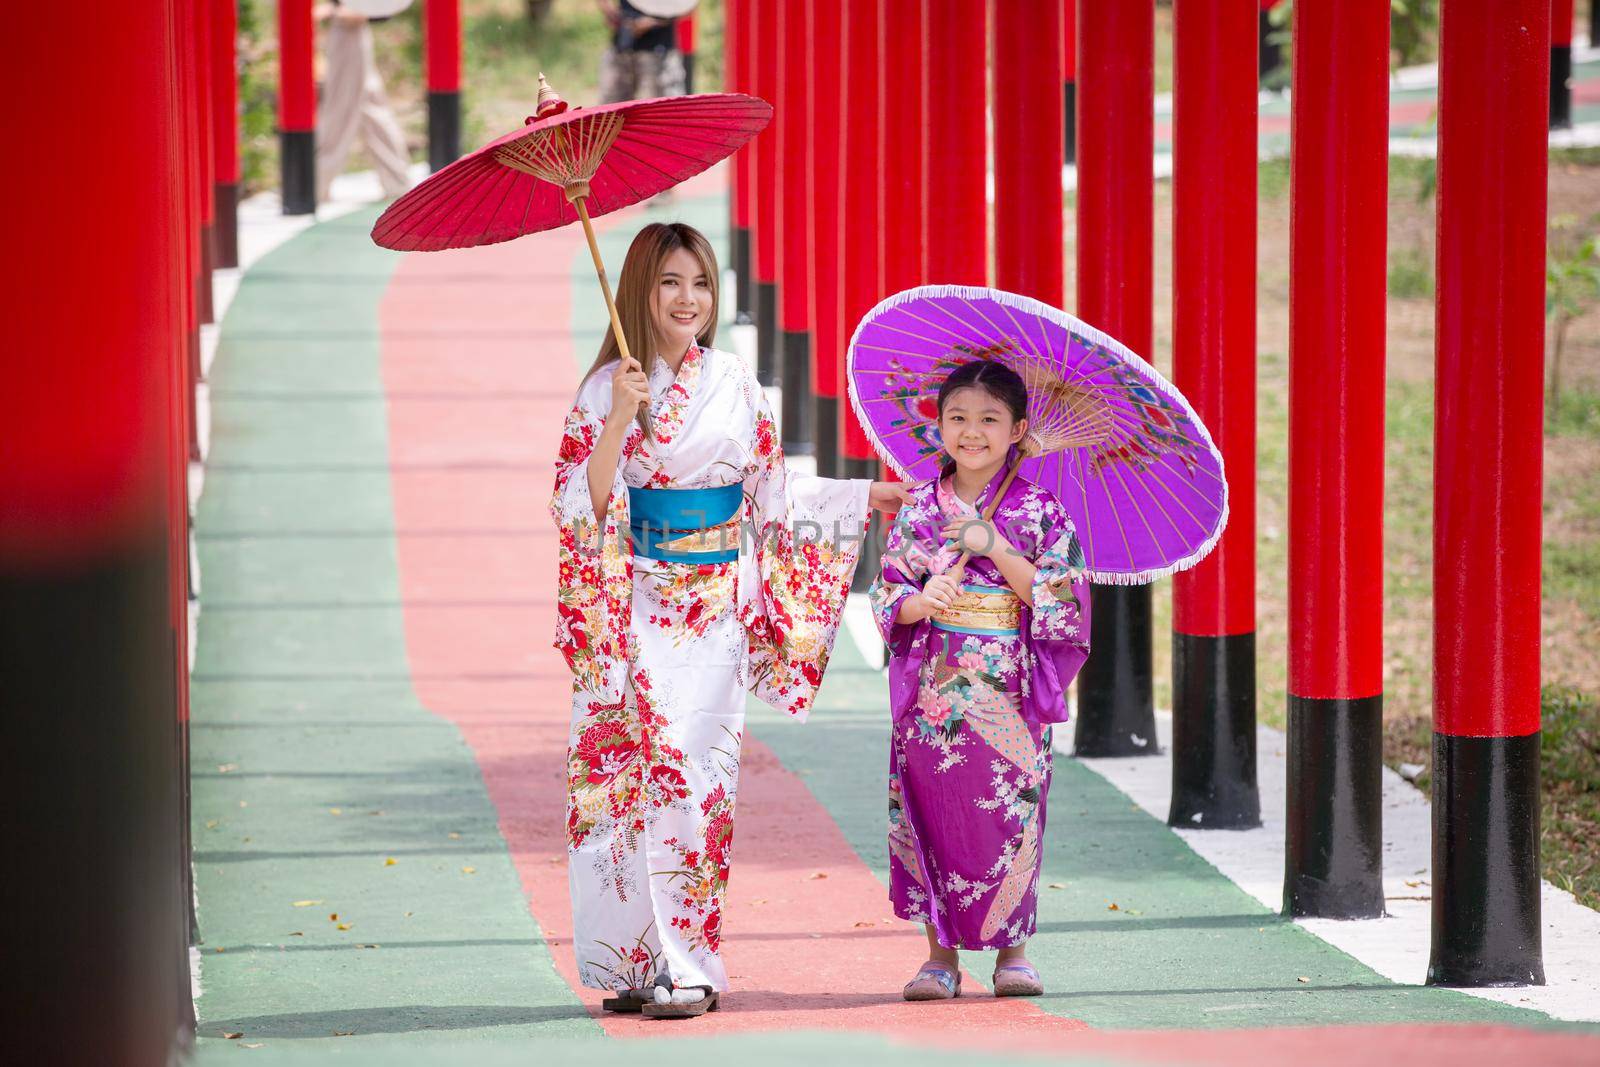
xmin=580 ymin=221 xmax=720 ymax=439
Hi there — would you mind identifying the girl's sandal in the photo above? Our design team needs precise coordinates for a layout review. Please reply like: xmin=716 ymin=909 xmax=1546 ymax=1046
xmin=902 ymin=962 xmax=962 ymax=1002
xmin=992 ymin=960 xmax=1044 ymax=997
xmin=641 ymin=986 xmax=720 ymax=1019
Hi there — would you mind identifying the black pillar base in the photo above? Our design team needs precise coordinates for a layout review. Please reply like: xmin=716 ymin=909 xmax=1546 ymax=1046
xmin=755 ymin=280 xmax=778 ymax=385
xmin=1284 ymin=693 xmax=1385 ymax=918
xmin=280 ymin=129 xmax=316 ymax=216
xmin=683 ymin=50 xmax=696 ymax=95
xmin=1169 ymin=632 xmax=1261 ymax=829
xmin=780 ymin=329 xmax=814 ymax=455
xmin=1063 ymin=80 xmax=1076 ymax=165
xmin=1551 ymin=45 xmax=1573 ymax=130
xmin=214 ymin=182 xmax=239 ymax=269
xmin=1428 ymin=731 xmax=1544 ymax=987
xmin=733 ymin=225 xmax=752 ymax=320
xmin=1 ymin=541 xmax=189 ymax=1061
xmin=429 ymin=90 xmax=462 ymax=172
xmin=198 ymin=223 xmax=215 ymax=326
xmin=814 ymin=395 xmax=840 ymax=477
xmin=844 ymin=456 xmax=882 ymax=595
xmin=1074 ymin=584 xmax=1156 ymax=757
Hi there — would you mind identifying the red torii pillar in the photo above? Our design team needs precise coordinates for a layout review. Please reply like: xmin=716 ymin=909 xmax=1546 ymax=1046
xmin=778 ymin=0 xmax=814 ymax=455
xmin=728 ymin=0 xmax=753 ymax=322
xmin=1062 ymin=0 xmax=1076 ymax=165
xmin=992 ymin=0 xmax=1062 ymax=306
xmin=810 ymin=0 xmax=846 ymax=476
xmin=178 ymin=0 xmax=204 ymax=459
xmin=427 ymin=0 xmax=462 ymax=171
xmin=881 ymin=0 xmax=927 ymax=293
xmin=842 ymin=0 xmax=886 ymax=588
xmin=1170 ymin=0 xmax=1261 ymax=829
xmin=1284 ymin=0 xmax=1388 ymax=919
xmin=1429 ymin=0 xmax=1549 ymax=988
xmin=926 ymin=0 xmax=987 ymax=285
xmin=278 ymin=0 xmax=316 ymax=214
xmin=751 ymin=0 xmax=780 ymax=384
xmin=678 ymin=13 xmax=697 ymax=94
xmin=1075 ymin=0 xmax=1155 ymax=758
xmin=213 ymin=0 xmax=241 ymax=269
xmin=1551 ymin=0 xmax=1574 ymax=129
xmin=194 ymin=0 xmax=216 ymax=326
xmin=3 ymin=6 xmax=193 ymax=1056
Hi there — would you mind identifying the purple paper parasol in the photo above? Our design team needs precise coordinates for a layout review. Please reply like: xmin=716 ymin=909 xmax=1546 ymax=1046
xmin=846 ymin=285 xmax=1227 ymax=584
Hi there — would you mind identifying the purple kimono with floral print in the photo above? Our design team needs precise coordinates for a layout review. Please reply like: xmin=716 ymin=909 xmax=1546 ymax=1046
xmin=868 ymin=467 xmax=1090 ymax=949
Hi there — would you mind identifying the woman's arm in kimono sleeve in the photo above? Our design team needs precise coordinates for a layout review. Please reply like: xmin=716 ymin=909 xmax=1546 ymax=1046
xmin=550 ymin=378 xmax=634 ymax=691
xmin=739 ymin=388 xmax=870 ymax=720
xmin=1028 ymin=501 xmax=1092 ymax=686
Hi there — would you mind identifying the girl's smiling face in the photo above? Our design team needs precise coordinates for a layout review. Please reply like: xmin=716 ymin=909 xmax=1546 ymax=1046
xmin=939 ymin=384 xmax=1028 ymax=476
xmin=651 ymin=246 xmax=712 ymax=356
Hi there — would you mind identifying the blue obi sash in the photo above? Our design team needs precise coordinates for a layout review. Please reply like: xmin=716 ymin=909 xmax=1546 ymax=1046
xmin=628 ymin=483 xmax=743 ymax=564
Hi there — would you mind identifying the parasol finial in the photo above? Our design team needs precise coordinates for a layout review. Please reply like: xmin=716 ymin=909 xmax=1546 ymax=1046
xmin=531 ymin=73 xmax=569 ymax=122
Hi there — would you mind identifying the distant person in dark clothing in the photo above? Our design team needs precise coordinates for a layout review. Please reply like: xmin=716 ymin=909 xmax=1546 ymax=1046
xmin=595 ymin=0 xmax=687 ymax=103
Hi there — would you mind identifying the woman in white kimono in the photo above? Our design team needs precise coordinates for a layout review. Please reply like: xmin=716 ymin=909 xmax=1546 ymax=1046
xmin=552 ymin=223 xmax=905 ymax=1017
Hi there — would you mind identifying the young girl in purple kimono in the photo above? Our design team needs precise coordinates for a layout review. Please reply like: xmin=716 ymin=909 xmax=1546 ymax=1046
xmin=869 ymin=360 xmax=1092 ymax=1001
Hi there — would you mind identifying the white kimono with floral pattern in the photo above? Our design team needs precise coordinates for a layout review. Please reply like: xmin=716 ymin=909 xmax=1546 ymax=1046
xmin=552 ymin=345 xmax=871 ymax=993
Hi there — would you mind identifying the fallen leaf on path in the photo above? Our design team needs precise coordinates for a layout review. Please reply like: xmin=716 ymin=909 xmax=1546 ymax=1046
xmin=289 ymin=932 xmax=303 ymax=936
xmin=448 ymin=832 xmax=461 ymax=839
xmin=336 ymin=923 xmax=352 ymax=931
xmin=461 ymin=866 xmax=476 ymax=875
xmin=291 ymin=900 xmax=321 ymax=908
xmin=808 ymin=872 xmax=828 ymax=880
xmin=214 ymin=947 xmax=225 ymax=953
xmin=205 ymin=819 xmax=219 ymax=830
xmin=328 ymin=913 xmax=339 ymax=921
xmin=329 ymin=808 xmax=342 ymax=816
xmin=333 ymin=1030 xmax=355 ymax=1037
xmin=1107 ymin=902 xmax=1120 ymax=911
xmin=1296 ymin=976 xmax=1310 ymax=983
xmin=384 ymin=858 xmax=397 ymax=867
xmin=239 ymin=801 xmax=248 ymax=808
xmin=1047 ymin=883 xmax=1066 ymax=889
xmin=217 ymin=764 xmax=238 ymax=774
xmin=357 ymin=944 xmax=380 ymax=949
xmin=223 ymin=1032 xmax=243 ymax=1040
xmin=853 ymin=921 xmax=874 ymax=927
xmin=243 ymin=1043 xmax=263 ymax=1049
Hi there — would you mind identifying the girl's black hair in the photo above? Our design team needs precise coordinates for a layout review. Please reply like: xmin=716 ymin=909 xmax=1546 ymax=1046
xmin=935 ymin=360 xmax=1029 ymax=476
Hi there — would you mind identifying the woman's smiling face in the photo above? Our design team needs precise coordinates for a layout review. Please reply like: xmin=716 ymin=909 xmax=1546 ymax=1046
xmin=651 ymin=246 xmax=712 ymax=356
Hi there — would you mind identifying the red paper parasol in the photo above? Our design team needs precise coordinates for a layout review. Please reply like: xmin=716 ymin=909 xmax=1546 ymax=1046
xmin=371 ymin=75 xmax=770 ymax=363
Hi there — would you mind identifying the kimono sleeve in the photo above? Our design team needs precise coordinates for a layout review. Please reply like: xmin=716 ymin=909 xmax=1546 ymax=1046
xmin=737 ymin=388 xmax=872 ymax=720
xmin=550 ymin=377 xmax=635 ymax=697
xmin=1024 ymin=497 xmax=1092 ymax=719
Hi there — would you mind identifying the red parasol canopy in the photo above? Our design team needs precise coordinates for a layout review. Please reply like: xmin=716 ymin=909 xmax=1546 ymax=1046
xmin=371 ymin=76 xmax=769 ymax=365
xmin=371 ymin=78 xmax=770 ymax=253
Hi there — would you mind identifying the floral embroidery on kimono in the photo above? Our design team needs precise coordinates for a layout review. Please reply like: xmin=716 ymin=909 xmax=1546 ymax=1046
xmin=551 ymin=345 xmax=870 ymax=992
xmin=869 ymin=468 xmax=1090 ymax=949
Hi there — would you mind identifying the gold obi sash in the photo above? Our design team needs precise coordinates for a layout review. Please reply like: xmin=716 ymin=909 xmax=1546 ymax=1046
xmin=930 ymin=584 xmax=1023 ymax=637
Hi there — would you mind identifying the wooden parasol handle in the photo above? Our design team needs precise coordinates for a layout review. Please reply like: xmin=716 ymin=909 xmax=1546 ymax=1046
xmin=572 ymin=194 xmax=634 ymax=366
xmin=947 ymin=461 xmax=1024 ymax=584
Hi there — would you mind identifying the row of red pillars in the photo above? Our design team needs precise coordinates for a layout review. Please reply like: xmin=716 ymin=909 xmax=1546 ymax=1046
xmin=725 ymin=0 xmax=1549 ymax=986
